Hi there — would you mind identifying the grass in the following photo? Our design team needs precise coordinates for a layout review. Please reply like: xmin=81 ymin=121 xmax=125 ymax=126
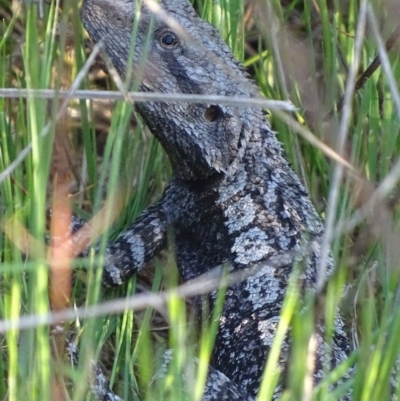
xmin=0 ymin=0 xmax=400 ymax=400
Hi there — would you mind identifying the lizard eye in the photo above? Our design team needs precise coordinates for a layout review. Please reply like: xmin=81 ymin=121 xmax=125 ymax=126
xmin=160 ymin=32 xmax=179 ymax=49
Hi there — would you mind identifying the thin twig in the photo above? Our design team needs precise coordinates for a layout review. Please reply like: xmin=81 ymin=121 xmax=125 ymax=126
xmin=273 ymin=110 xmax=356 ymax=173
xmin=0 ymin=263 xmax=261 ymax=333
xmin=0 ymin=88 xmax=296 ymax=111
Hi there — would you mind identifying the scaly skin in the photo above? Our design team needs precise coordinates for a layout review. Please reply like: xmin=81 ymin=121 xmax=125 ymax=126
xmin=77 ymin=0 xmax=353 ymax=399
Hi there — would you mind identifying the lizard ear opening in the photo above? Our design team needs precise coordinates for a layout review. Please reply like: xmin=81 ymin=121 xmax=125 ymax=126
xmin=204 ymin=105 xmax=223 ymax=122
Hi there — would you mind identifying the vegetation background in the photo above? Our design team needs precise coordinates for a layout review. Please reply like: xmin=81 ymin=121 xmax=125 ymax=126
xmin=0 ymin=0 xmax=400 ymax=400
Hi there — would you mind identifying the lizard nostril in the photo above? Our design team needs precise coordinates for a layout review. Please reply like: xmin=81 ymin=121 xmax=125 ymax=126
xmin=204 ymin=105 xmax=222 ymax=122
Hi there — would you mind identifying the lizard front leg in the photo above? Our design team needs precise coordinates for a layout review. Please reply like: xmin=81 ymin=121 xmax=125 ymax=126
xmin=69 ymin=180 xmax=183 ymax=286
xmin=100 ymin=201 xmax=169 ymax=286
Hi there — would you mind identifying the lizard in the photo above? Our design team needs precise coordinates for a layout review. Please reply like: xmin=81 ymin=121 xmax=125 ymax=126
xmin=76 ymin=0 xmax=353 ymax=399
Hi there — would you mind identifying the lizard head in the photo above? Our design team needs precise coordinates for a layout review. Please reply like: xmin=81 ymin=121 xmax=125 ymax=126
xmin=80 ymin=0 xmax=258 ymax=180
